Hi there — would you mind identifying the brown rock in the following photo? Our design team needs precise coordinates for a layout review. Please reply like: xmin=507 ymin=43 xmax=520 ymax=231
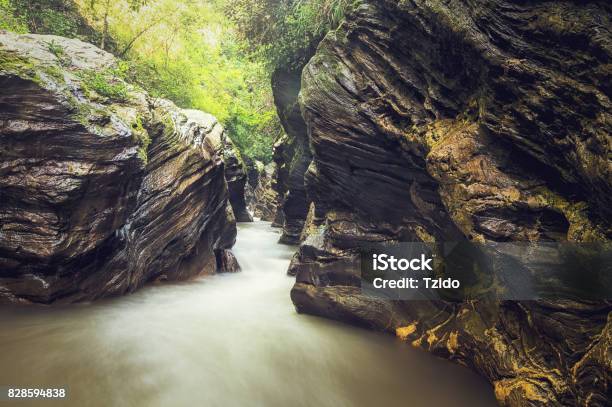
xmin=290 ymin=1 xmax=612 ymax=405
xmin=251 ymin=162 xmax=279 ymax=222
xmin=0 ymin=33 xmax=238 ymax=304
xmin=221 ymin=133 xmax=253 ymax=223
xmin=271 ymin=67 xmax=313 ymax=244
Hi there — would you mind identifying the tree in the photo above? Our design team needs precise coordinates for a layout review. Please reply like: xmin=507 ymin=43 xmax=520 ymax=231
xmin=225 ymin=0 xmax=357 ymax=68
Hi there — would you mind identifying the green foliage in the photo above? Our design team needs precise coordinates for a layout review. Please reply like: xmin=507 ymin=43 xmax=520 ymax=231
xmin=78 ymin=65 xmax=129 ymax=101
xmin=0 ymin=0 xmax=28 ymax=32
xmin=46 ymin=39 xmax=72 ymax=66
xmin=226 ymin=0 xmax=357 ymax=68
xmin=74 ymin=0 xmax=280 ymax=162
xmin=132 ymin=115 xmax=151 ymax=164
xmin=1 ymin=0 xmax=284 ymax=163
xmin=46 ymin=39 xmax=64 ymax=56
xmin=30 ymin=7 xmax=79 ymax=37
xmin=7 ymin=0 xmax=86 ymax=37
xmin=226 ymin=100 xmax=281 ymax=163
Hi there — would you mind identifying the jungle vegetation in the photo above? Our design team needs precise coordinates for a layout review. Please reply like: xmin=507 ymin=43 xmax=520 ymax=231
xmin=0 ymin=0 xmax=356 ymax=162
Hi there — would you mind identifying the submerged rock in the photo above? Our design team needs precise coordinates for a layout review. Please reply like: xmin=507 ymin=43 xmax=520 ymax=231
xmin=290 ymin=1 xmax=611 ymax=406
xmin=0 ymin=32 xmax=238 ymax=304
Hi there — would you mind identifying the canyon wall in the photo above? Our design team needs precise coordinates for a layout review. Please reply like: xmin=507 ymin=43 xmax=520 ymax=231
xmin=270 ymin=67 xmax=313 ymax=244
xmin=250 ymin=162 xmax=279 ymax=222
xmin=0 ymin=33 xmax=239 ymax=304
xmin=222 ymin=135 xmax=253 ymax=222
xmin=290 ymin=1 xmax=611 ymax=406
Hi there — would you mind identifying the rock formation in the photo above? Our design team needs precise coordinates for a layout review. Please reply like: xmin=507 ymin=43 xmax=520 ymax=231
xmin=290 ymin=1 xmax=612 ymax=406
xmin=244 ymin=157 xmax=259 ymax=211
xmin=271 ymin=67 xmax=312 ymax=244
xmin=270 ymin=135 xmax=288 ymax=228
xmin=0 ymin=32 xmax=239 ymax=304
xmin=222 ymin=134 xmax=253 ymax=222
xmin=251 ymin=162 xmax=279 ymax=222
xmin=244 ymin=157 xmax=281 ymax=223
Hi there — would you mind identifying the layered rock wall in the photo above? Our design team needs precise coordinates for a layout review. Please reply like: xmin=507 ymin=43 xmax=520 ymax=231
xmin=271 ymin=68 xmax=313 ymax=243
xmin=290 ymin=1 xmax=611 ymax=405
xmin=251 ymin=162 xmax=279 ymax=222
xmin=222 ymin=134 xmax=253 ymax=222
xmin=0 ymin=33 xmax=238 ymax=304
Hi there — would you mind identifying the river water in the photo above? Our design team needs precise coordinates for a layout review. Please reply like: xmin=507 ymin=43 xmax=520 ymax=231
xmin=0 ymin=222 xmax=496 ymax=407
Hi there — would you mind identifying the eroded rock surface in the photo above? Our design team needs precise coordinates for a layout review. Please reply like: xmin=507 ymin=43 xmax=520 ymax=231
xmin=290 ymin=1 xmax=612 ymax=406
xmin=251 ymin=162 xmax=279 ymax=222
xmin=0 ymin=32 xmax=238 ymax=304
xmin=244 ymin=157 xmax=258 ymax=211
xmin=222 ymin=133 xmax=253 ymax=223
xmin=271 ymin=68 xmax=312 ymax=244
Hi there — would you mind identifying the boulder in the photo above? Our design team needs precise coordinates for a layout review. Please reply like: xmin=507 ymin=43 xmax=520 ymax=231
xmin=0 ymin=32 xmax=239 ymax=304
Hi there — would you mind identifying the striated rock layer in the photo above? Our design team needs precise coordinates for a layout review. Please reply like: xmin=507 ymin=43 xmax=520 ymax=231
xmin=290 ymin=1 xmax=611 ymax=406
xmin=0 ymin=32 xmax=238 ymax=304
xmin=271 ymin=67 xmax=313 ymax=244
xmin=250 ymin=161 xmax=279 ymax=222
xmin=222 ymin=134 xmax=253 ymax=222
xmin=244 ymin=157 xmax=258 ymax=212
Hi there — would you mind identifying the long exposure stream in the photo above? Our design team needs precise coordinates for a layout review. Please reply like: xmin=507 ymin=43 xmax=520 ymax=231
xmin=0 ymin=222 xmax=497 ymax=406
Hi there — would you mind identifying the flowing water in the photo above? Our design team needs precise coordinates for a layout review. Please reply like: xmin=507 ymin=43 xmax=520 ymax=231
xmin=0 ymin=222 xmax=497 ymax=407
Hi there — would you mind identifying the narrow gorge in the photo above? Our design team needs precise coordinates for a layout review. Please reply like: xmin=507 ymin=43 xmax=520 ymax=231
xmin=0 ymin=1 xmax=610 ymax=406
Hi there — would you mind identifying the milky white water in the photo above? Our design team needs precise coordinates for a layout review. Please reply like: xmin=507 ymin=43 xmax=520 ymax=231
xmin=0 ymin=222 xmax=497 ymax=406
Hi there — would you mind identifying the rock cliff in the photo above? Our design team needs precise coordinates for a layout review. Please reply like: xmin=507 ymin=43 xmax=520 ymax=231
xmin=222 ymin=134 xmax=253 ymax=222
xmin=290 ymin=1 xmax=611 ymax=406
xmin=251 ymin=162 xmax=279 ymax=222
xmin=271 ymin=67 xmax=312 ymax=244
xmin=0 ymin=32 xmax=238 ymax=304
xmin=244 ymin=157 xmax=258 ymax=211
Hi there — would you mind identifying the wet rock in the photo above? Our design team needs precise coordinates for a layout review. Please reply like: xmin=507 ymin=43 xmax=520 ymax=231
xmin=270 ymin=136 xmax=288 ymax=228
xmin=222 ymin=134 xmax=253 ymax=223
xmin=291 ymin=1 xmax=612 ymax=406
xmin=244 ymin=157 xmax=259 ymax=211
xmin=243 ymin=158 xmax=279 ymax=223
xmin=271 ymin=68 xmax=312 ymax=244
xmin=252 ymin=162 xmax=279 ymax=222
xmin=215 ymin=248 xmax=241 ymax=273
xmin=0 ymin=32 xmax=238 ymax=304
xmin=244 ymin=157 xmax=260 ymax=190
